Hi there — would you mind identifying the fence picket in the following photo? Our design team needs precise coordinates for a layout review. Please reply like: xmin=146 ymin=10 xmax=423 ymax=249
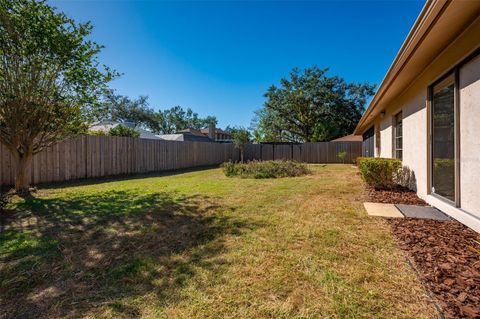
xmin=0 ymin=137 xmax=361 ymax=186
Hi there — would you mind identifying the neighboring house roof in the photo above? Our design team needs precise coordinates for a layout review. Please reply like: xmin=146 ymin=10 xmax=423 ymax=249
xmin=175 ymin=127 xmax=232 ymax=141
xmin=136 ymin=128 xmax=163 ymax=140
xmin=156 ymin=134 xmax=184 ymax=141
xmin=176 ymin=128 xmax=206 ymax=137
xmin=90 ymin=120 xmax=118 ymax=132
xmin=199 ymin=128 xmax=231 ymax=136
xmin=354 ymin=0 xmax=480 ymax=135
xmin=90 ymin=120 xmax=162 ymax=140
xmin=157 ymin=133 xmax=213 ymax=142
xmin=331 ymin=134 xmax=363 ymax=142
xmin=177 ymin=127 xmax=232 ymax=139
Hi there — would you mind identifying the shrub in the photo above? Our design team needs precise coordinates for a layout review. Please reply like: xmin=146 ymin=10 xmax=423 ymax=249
xmin=357 ymin=157 xmax=402 ymax=190
xmin=221 ymin=160 xmax=311 ymax=179
xmin=88 ymin=129 xmax=108 ymax=136
xmin=337 ymin=151 xmax=347 ymax=163
xmin=109 ymin=125 xmax=140 ymax=138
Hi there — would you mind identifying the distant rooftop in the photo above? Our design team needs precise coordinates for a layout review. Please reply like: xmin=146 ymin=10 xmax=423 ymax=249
xmin=331 ymin=134 xmax=362 ymax=142
xmin=157 ymin=133 xmax=212 ymax=142
xmin=176 ymin=128 xmax=206 ymax=137
xmin=90 ymin=120 xmax=162 ymax=140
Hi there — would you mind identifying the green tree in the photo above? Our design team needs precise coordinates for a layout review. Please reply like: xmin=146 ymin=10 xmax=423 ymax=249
xmin=254 ymin=66 xmax=375 ymax=142
xmin=158 ymin=106 xmax=217 ymax=134
xmin=108 ymin=125 xmax=140 ymax=138
xmin=0 ymin=0 xmax=116 ymax=192
xmin=99 ymin=91 xmax=160 ymax=132
xmin=97 ymin=99 xmax=218 ymax=135
xmin=250 ymin=107 xmax=297 ymax=143
xmin=231 ymin=127 xmax=250 ymax=163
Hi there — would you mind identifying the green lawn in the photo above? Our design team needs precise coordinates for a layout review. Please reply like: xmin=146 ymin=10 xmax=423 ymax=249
xmin=0 ymin=165 xmax=435 ymax=318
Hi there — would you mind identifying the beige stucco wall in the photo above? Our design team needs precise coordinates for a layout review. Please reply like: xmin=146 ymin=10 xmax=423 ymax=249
xmin=401 ymin=92 xmax=429 ymax=196
xmin=459 ymin=54 xmax=480 ymax=219
xmin=375 ymin=91 xmax=429 ymax=197
xmin=378 ymin=116 xmax=393 ymax=158
xmin=368 ymin=17 xmax=480 ymax=231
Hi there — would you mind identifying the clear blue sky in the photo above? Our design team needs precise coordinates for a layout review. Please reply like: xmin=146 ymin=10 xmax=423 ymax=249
xmin=51 ymin=0 xmax=424 ymax=129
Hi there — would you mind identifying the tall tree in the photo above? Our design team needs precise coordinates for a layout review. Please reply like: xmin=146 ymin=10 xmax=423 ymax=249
xmin=96 ymin=96 xmax=218 ymax=135
xmin=0 ymin=0 xmax=116 ymax=192
xmin=253 ymin=66 xmax=375 ymax=142
xmin=158 ymin=106 xmax=217 ymax=134
xmin=99 ymin=91 xmax=160 ymax=132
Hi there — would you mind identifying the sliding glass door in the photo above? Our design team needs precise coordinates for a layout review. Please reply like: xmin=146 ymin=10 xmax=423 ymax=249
xmin=431 ymin=75 xmax=456 ymax=202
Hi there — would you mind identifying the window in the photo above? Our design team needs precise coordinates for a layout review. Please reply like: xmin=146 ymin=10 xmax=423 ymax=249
xmin=362 ymin=126 xmax=374 ymax=157
xmin=393 ymin=112 xmax=403 ymax=159
xmin=375 ymin=124 xmax=381 ymax=156
xmin=431 ymin=75 xmax=456 ymax=203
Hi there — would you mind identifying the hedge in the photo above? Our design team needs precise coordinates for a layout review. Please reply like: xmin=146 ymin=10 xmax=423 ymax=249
xmin=221 ymin=160 xmax=311 ymax=179
xmin=357 ymin=157 xmax=402 ymax=190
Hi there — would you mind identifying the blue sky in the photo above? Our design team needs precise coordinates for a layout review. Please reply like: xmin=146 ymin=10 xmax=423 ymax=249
xmin=51 ymin=0 xmax=424 ymax=129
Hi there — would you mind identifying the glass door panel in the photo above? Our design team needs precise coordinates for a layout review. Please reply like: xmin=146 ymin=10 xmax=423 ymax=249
xmin=431 ymin=77 xmax=455 ymax=202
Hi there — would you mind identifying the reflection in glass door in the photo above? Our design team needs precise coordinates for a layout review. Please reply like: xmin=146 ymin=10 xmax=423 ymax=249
xmin=431 ymin=76 xmax=455 ymax=202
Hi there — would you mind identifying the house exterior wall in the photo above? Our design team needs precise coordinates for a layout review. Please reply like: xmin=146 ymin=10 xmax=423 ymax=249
xmin=368 ymin=17 xmax=480 ymax=231
xmin=459 ymin=54 xmax=480 ymax=218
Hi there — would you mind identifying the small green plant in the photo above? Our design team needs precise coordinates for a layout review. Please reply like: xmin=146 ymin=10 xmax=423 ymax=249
xmin=337 ymin=151 xmax=347 ymax=163
xmin=109 ymin=125 xmax=140 ymax=138
xmin=357 ymin=157 xmax=402 ymax=190
xmin=0 ymin=189 xmax=11 ymax=212
xmin=88 ymin=129 xmax=108 ymax=136
xmin=221 ymin=160 xmax=311 ymax=179
xmin=231 ymin=128 xmax=250 ymax=163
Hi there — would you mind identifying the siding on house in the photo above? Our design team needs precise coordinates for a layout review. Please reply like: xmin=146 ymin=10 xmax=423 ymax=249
xmin=355 ymin=2 xmax=480 ymax=232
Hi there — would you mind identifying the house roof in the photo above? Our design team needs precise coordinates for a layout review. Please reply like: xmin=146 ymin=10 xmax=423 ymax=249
xmin=156 ymin=134 xmax=184 ymax=141
xmin=331 ymin=134 xmax=363 ymax=142
xmin=157 ymin=133 xmax=213 ymax=142
xmin=354 ymin=0 xmax=480 ymax=135
xmin=176 ymin=128 xmax=206 ymax=136
xmin=90 ymin=120 xmax=162 ymax=140
xmin=199 ymin=128 xmax=231 ymax=136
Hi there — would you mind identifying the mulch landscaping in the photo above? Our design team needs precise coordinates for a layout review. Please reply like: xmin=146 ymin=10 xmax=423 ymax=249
xmin=365 ymin=185 xmax=429 ymax=206
xmin=389 ymin=218 xmax=480 ymax=318
xmin=364 ymin=184 xmax=480 ymax=318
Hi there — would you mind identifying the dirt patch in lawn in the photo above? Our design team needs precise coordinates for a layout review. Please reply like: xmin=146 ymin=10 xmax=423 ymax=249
xmin=365 ymin=186 xmax=428 ymax=206
xmin=388 ymin=218 xmax=480 ymax=318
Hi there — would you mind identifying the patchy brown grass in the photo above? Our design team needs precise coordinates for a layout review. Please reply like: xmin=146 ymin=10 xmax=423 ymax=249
xmin=1 ymin=165 xmax=436 ymax=318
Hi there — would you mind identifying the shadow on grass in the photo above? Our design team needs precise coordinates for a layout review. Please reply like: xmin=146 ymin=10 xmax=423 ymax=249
xmin=0 ymin=190 xmax=250 ymax=318
xmin=30 ymin=164 xmax=222 ymax=191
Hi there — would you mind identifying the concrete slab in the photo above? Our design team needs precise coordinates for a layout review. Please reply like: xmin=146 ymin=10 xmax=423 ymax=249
xmin=395 ymin=204 xmax=451 ymax=221
xmin=363 ymin=202 xmax=404 ymax=218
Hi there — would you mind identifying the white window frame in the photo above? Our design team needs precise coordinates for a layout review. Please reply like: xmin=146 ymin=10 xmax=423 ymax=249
xmin=393 ymin=111 xmax=403 ymax=160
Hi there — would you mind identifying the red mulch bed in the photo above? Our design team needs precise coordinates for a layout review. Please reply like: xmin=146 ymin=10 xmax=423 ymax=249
xmin=365 ymin=186 xmax=429 ymax=206
xmin=389 ymin=218 xmax=480 ymax=318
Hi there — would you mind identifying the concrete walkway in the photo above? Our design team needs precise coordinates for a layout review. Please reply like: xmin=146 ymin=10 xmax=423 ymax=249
xmin=364 ymin=202 xmax=451 ymax=220
xmin=363 ymin=202 xmax=404 ymax=218
xmin=395 ymin=204 xmax=451 ymax=221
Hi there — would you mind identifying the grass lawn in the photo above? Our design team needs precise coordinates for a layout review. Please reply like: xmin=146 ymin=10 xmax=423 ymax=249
xmin=0 ymin=165 xmax=436 ymax=318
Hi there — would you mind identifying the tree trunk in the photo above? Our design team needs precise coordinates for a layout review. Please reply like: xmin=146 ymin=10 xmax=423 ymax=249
xmin=14 ymin=152 xmax=32 ymax=193
xmin=240 ymin=150 xmax=244 ymax=163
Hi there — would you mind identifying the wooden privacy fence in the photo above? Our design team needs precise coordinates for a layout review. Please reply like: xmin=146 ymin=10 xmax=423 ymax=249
xmin=0 ymin=135 xmax=239 ymax=186
xmin=244 ymin=142 xmax=362 ymax=163
xmin=0 ymin=137 xmax=361 ymax=186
